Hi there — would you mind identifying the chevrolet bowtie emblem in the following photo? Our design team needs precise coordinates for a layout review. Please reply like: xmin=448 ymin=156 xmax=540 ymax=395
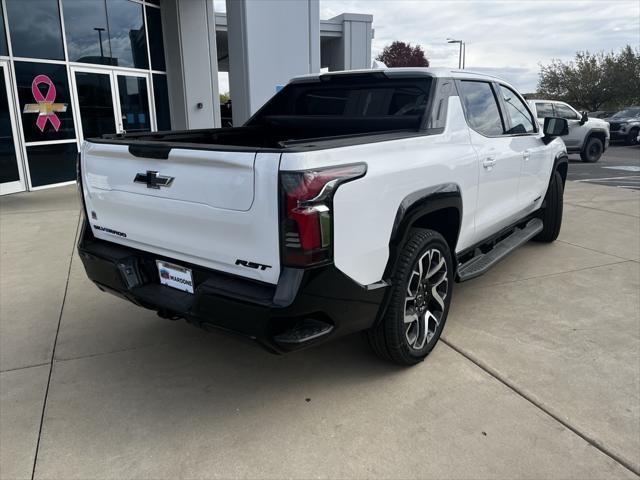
xmin=23 ymin=74 xmax=67 ymax=132
xmin=134 ymin=171 xmax=175 ymax=189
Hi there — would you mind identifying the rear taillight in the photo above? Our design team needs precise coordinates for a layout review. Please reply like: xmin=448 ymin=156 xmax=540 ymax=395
xmin=280 ymin=163 xmax=366 ymax=267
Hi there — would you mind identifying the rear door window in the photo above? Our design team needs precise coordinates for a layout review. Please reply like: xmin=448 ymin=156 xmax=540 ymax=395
xmin=459 ymin=80 xmax=504 ymax=136
xmin=535 ymin=102 xmax=554 ymax=118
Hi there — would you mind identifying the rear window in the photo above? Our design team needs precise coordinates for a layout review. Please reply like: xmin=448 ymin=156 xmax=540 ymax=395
xmin=250 ymin=76 xmax=433 ymax=134
xmin=295 ymin=86 xmax=428 ymax=117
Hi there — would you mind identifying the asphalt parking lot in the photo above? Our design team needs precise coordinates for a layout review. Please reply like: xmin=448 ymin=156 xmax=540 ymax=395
xmin=1 ymin=179 xmax=639 ymax=479
xmin=567 ymin=144 xmax=640 ymax=189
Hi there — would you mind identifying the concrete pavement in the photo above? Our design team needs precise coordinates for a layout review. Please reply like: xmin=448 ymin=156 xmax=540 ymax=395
xmin=1 ymin=181 xmax=638 ymax=479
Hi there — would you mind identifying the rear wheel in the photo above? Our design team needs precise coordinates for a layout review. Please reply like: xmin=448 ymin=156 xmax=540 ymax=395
xmin=626 ymin=128 xmax=639 ymax=146
xmin=535 ymin=170 xmax=563 ymax=243
xmin=367 ymin=229 xmax=453 ymax=366
xmin=580 ymin=136 xmax=603 ymax=162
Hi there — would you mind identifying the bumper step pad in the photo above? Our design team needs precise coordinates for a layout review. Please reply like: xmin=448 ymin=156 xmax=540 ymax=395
xmin=274 ymin=319 xmax=334 ymax=345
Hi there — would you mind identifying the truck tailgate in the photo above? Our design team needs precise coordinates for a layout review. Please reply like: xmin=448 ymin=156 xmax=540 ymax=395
xmin=80 ymin=141 xmax=282 ymax=284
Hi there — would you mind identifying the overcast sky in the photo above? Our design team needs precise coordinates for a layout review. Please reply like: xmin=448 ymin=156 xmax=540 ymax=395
xmin=216 ymin=0 xmax=639 ymax=94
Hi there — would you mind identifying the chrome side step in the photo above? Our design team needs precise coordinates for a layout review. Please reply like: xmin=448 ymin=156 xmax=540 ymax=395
xmin=457 ymin=218 xmax=543 ymax=282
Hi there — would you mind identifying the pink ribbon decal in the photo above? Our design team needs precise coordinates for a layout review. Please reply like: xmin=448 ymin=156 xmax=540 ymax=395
xmin=23 ymin=74 xmax=67 ymax=132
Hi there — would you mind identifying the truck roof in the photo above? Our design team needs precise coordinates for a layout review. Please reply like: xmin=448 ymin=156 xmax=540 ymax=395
xmin=289 ymin=67 xmax=508 ymax=84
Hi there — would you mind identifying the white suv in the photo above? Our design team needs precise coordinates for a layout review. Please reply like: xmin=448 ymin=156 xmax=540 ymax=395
xmin=78 ymin=69 xmax=569 ymax=365
xmin=529 ymin=99 xmax=610 ymax=162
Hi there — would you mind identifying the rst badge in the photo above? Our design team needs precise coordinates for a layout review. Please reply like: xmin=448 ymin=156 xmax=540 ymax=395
xmin=134 ymin=170 xmax=174 ymax=189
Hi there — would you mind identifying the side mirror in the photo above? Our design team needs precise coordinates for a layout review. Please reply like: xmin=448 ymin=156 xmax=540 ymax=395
xmin=542 ymin=117 xmax=569 ymax=144
xmin=579 ymin=111 xmax=588 ymax=125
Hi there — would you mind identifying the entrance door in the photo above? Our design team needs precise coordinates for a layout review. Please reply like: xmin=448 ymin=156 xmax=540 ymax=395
xmin=0 ymin=61 xmax=26 ymax=195
xmin=70 ymin=67 xmax=154 ymax=141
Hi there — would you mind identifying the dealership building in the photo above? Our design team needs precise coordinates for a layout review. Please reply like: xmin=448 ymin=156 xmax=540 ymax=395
xmin=0 ymin=0 xmax=373 ymax=195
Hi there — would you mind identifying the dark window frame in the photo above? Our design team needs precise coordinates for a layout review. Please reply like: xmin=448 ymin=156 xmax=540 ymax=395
xmin=494 ymin=83 xmax=538 ymax=135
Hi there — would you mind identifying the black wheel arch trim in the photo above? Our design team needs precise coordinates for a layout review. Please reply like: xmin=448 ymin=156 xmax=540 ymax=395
xmin=385 ymin=183 xmax=462 ymax=278
xmin=553 ymin=152 xmax=569 ymax=185
xmin=581 ymin=128 xmax=608 ymax=150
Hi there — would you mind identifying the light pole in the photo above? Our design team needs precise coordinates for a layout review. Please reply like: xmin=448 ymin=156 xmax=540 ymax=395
xmin=447 ymin=39 xmax=465 ymax=69
xmin=94 ymin=27 xmax=106 ymax=59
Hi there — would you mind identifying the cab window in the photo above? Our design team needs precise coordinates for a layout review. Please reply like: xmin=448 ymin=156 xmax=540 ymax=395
xmin=535 ymin=102 xmax=554 ymax=118
xmin=459 ymin=80 xmax=504 ymax=136
xmin=498 ymin=85 xmax=536 ymax=134
xmin=554 ymin=103 xmax=580 ymax=120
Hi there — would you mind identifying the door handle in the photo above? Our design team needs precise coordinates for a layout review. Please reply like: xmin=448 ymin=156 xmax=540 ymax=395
xmin=483 ymin=157 xmax=496 ymax=168
xmin=523 ymin=150 xmax=531 ymax=161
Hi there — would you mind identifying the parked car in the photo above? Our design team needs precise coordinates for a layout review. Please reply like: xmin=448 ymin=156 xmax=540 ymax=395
xmin=529 ymin=99 xmax=610 ymax=162
xmin=605 ymin=107 xmax=640 ymax=145
xmin=588 ymin=110 xmax=615 ymax=119
xmin=77 ymin=68 xmax=569 ymax=366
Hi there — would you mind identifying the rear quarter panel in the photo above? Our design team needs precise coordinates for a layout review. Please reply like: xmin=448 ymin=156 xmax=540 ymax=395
xmin=280 ymin=97 xmax=478 ymax=286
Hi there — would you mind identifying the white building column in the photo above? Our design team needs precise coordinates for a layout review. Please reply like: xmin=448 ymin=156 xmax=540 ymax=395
xmin=226 ymin=0 xmax=321 ymax=125
xmin=160 ymin=0 xmax=221 ymax=130
xmin=321 ymin=14 xmax=373 ymax=71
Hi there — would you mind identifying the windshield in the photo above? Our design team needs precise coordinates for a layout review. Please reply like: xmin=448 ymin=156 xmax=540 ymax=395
xmin=612 ymin=108 xmax=640 ymax=119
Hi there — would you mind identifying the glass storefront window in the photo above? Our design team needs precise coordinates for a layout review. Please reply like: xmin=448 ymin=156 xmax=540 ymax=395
xmin=0 ymin=65 xmax=19 ymax=183
xmin=146 ymin=6 xmax=166 ymax=71
xmin=0 ymin=6 xmax=8 ymax=57
xmin=74 ymin=71 xmax=117 ymax=139
xmin=5 ymin=0 xmax=65 ymax=60
xmin=153 ymin=74 xmax=170 ymax=130
xmin=107 ymin=0 xmax=148 ymax=69
xmin=117 ymin=75 xmax=150 ymax=132
xmin=14 ymin=62 xmax=75 ymax=142
xmin=26 ymin=142 xmax=77 ymax=187
xmin=62 ymin=0 xmax=112 ymax=65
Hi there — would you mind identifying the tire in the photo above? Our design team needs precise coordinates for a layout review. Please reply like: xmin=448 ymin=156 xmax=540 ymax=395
xmin=626 ymin=128 xmax=639 ymax=146
xmin=367 ymin=229 xmax=453 ymax=366
xmin=580 ymin=136 xmax=603 ymax=162
xmin=534 ymin=170 xmax=563 ymax=243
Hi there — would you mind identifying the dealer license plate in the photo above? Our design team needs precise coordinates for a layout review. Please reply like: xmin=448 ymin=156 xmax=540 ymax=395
xmin=156 ymin=260 xmax=194 ymax=294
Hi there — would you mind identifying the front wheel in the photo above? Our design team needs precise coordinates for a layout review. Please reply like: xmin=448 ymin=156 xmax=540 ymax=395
xmin=626 ymin=128 xmax=639 ymax=146
xmin=367 ymin=229 xmax=453 ymax=366
xmin=534 ymin=170 xmax=564 ymax=243
xmin=580 ymin=137 xmax=603 ymax=162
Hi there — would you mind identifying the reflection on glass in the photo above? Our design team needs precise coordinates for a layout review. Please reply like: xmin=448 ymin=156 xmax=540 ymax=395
xmin=5 ymin=0 xmax=65 ymax=60
xmin=0 ymin=5 xmax=8 ymax=57
xmin=146 ymin=6 xmax=166 ymax=71
xmin=153 ymin=74 xmax=170 ymax=130
xmin=14 ymin=62 xmax=76 ymax=143
xmin=107 ymin=0 xmax=148 ymax=69
xmin=0 ymin=66 xmax=20 ymax=184
xmin=74 ymin=72 xmax=116 ymax=139
xmin=62 ymin=0 xmax=112 ymax=65
xmin=117 ymin=75 xmax=150 ymax=133
xmin=27 ymin=142 xmax=77 ymax=187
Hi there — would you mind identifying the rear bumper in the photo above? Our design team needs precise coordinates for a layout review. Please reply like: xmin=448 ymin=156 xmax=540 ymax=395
xmin=77 ymin=220 xmax=385 ymax=353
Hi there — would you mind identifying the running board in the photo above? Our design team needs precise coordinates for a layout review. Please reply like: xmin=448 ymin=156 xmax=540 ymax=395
xmin=457 ymin=218 xmax=543 ymax=282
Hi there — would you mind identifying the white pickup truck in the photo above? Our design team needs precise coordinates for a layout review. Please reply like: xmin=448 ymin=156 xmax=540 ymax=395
xmin=77 ymin=68 xmax=569 ymax=365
